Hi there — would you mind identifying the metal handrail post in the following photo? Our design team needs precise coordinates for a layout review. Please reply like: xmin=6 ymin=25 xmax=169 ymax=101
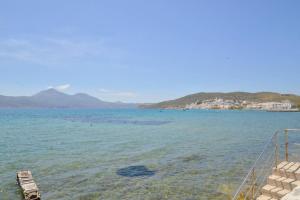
xmin=275 ymin=133 xmax=279 ymax=168
xmin=232 ymin=129 xmax=300 ymax=200
xmin=251 ymin=168 xmax=255 ymax=200
xmin=232 ymin=132 xmax=278 ymax=200
xmin=285 ymin=129 xmax=289 ymax=162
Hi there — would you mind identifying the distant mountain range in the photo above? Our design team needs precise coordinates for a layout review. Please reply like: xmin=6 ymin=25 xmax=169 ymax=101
xmin=141 ymin=92 xmax=300 ymax=109
xmin=0 ymin=89 xmax=138 ymax=108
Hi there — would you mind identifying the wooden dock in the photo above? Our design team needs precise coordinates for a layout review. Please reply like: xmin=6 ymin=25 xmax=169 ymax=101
xmin=16 ymin=170 xmax=41 ymax=200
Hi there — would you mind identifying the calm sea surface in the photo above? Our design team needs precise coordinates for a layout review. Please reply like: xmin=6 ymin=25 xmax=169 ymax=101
xmin=0 ymin=109 xmax=300 ymax=200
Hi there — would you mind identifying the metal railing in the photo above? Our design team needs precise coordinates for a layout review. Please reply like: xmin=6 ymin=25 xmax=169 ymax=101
xmin=232 ymin=129 xmax=300 ymax=200
xmin=284 ymin=129 xmax=300 ymax=162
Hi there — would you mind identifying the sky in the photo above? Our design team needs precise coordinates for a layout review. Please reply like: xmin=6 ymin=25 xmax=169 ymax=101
xmin=0 ymin=0 xmax=300 ymax=103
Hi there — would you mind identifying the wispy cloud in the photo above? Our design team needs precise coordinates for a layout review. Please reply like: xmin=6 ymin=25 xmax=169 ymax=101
xmin=55 ymin=84 xmax=71 ymax=91
xmin=0 ymin=37 xmax=123 ymax=66
xmin=98 ymin=88 xmax=137 ymax=98
xmin=48 ymin=84 xmax=71 ymax=91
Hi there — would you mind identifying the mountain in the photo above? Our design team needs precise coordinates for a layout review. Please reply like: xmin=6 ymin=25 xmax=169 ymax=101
xmin=0 ymin=89 xmax=138 ymax=108
xmin=141 ymin=92 xmax=300 ymax=109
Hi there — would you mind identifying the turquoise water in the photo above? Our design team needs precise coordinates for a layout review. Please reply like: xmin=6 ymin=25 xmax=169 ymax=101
xmin=0 ymin=109 xmax=300 ymax=200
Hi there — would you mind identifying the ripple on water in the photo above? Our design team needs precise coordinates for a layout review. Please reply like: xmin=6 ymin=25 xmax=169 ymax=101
xmin=63 ymin=116 xmax=172 ymax=126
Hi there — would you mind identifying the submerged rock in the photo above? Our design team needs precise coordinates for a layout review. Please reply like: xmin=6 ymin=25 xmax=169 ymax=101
xmin=117 ymin=165 xmax=155 ymax=177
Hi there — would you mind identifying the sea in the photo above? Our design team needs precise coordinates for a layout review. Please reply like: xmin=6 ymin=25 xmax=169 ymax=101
xmin=0 ymin=109 xmax=300 ymax=200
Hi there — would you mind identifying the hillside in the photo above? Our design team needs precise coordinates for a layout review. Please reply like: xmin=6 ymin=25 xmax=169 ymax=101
xmin=0 ymin=89 xmax=137 ymax=108
xmin=142 ymin=92 xmax=300 ymax=109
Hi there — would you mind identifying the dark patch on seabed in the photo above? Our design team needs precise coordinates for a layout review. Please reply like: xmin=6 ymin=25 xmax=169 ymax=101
xmin=180 ymin=154 xmax=208 ymax=162
xmin=64 ymin=116 xmax=171 ymax=126
xmin=117 ymin=165 xmax=155 ymax=177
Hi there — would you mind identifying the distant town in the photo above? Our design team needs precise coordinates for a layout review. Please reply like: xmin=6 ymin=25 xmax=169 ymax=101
xmin=182 ymin=98 xmax=299 ymax=111
xmin=143 ymin=92 xmax=300 ymax=111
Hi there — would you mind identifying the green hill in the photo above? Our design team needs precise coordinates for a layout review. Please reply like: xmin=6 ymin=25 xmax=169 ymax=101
xmin=142 ymin=92 xmax=300 ymax=109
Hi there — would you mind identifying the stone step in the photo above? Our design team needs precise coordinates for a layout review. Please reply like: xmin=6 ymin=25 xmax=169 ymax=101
xmin=262 ymin=184 xmax=276 ymax=197
xmin=276 ymin=189 xmax=290 ymax=198
xmin=291 ymin=180 xmax=300 ymax=189
xmin=261 ymin=184 xmax=290 ymax=199
xmin=279 ymin=162 xmax=295 ymax=177
xmin=256 ymin=161 xmax=300 ymax=199
xmin=286 ymin=162 xmax=300 ymax=179
xmin=273 ymin=161 xmax=289 ymax=176
xmin=281 ymin=186 xmax=300 ymax=200
xmin=256 ymin=194 xmax=274 ymax=200
xmin=16 ymin=170 xmax=41 ymax=200
xmin=274 ymin=177 xmax=287 ymax=188
xmin=295 ymin=168 xmax=300 ymax=180
xmin=282 ymin=178 xmax=295 ymax=190
xmin=268 ymin=175 xmax=281 ymax=186
xmin=272 ymin=161 xmax=300 ymax=179
xmin=270 ymin=187 xmax=283 ymax=199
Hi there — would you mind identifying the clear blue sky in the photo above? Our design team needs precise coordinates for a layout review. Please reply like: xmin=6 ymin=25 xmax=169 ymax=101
xmin=0 ymin=0 xmax=300 ymax=103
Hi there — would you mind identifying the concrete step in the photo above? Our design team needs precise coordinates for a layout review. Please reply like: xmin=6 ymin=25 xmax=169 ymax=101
xmin=294 ymin=168 xmax=300 ymax=180
xmin=270 ymin=187 xmax=283 ymax=199
xmin=272 ymin=161 xmax=289 ymax=176
xmin=279 ymin=162 xmax=295 ymax=177
xmin=261 ymin=184 xmax=290 ymax=199
xmin=256 ymin=194 xmax=273 ymax=200
xmin=281 ymin=186 xmax=300 ymax=200
xmin=268 ymin=175 xmax=281 ymax=186
xmin=262 ymin=184 xmax=276 ymax=197
xmin=275 ymin=176 xmax=287 ymax=188
xmin=291 ymin=180 xmax=300 ymax=189
xmin=282 ymin=178 xmax=295 ymax=190
xmin=271 ymin=162 xmax=299 ymax=180
xmin=285 ymin=162 xmax=300 ymax=179
xmin=256 ymin=161 xmax=300 ymax=200
xmin=276 ymin=189 xmax=290 ymax=198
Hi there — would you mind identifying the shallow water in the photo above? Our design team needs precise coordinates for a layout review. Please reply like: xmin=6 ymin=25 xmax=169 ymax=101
xmin=0 ymin=109 xmax=300 ymax=199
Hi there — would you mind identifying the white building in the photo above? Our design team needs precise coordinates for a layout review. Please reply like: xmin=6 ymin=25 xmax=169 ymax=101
xmin=246 ymin=101 xmax=293 ymax=110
